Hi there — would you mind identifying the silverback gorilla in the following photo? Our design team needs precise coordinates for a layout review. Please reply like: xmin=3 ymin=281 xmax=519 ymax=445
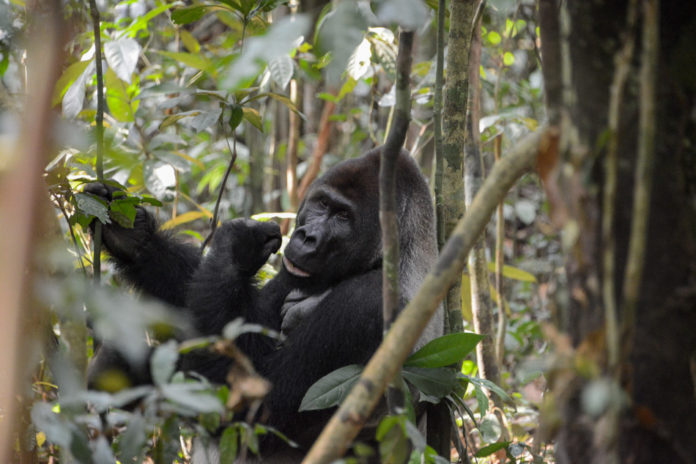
xmin=88 ymin=146 xmax=442 ymax=458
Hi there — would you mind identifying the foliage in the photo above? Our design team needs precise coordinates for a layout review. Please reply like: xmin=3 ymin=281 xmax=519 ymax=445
xmin=0 ymin=0 xmax=556 ymax=462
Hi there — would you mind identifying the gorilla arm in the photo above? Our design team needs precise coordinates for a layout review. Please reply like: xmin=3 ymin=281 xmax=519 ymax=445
xmin=85 ymin=183 xmax=200 ymax=308
xmin=182 ymin=219 xmax=285 ymax=380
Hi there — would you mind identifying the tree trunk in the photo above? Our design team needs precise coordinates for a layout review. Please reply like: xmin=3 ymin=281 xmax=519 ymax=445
xmin=543 ymin=2 xmax=696 ymax=462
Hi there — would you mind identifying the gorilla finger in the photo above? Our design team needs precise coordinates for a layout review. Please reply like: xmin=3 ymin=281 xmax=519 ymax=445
xmin=83 ymin=182 xmax=113 ymax=201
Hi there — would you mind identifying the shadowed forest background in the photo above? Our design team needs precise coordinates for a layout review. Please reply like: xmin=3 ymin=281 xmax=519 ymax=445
xmin=0 ymin=0 xmax=694 ymax=463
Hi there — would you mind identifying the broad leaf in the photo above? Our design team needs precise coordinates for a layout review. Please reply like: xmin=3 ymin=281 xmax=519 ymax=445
xmin=104 ymin=37 xmax=141 ymax=83
xmin=160 ymin=383 xmax=224 ymax=414
xmin=299 ymin=364 xmax=362 ymax=411
xmin=151 ymin=340 xmax=179 ymax=386
xmin=243 ymin=107 xmax=263 ymax=131
xmin=52 ymin=60 xmax=91 ymax=107
xmin=486 ymin=262 xmax=537 ymax=282
xmin=405 ymin=332 xmax=484 ymax=368
xmin=222 ymin=15 xmax=310 ymax=90
xmin=475 ymin=441 xmax=510 ymax=458
xmin=117 ymin=414 xmax=147 ymax=463
xmin=161 ymin=211 xmax=208 ymax=230
xmin=75 ymin=192 xmax=109 ymax=224
xmin=109 ymin=197 xmax=139 ymax=228
xmin=402 ymin=367 xmax=457 ymax=399
xmin=158 ymin=51 xmax=216 ymax=76
xmin=62 ymin=60 xmax=94 ymax=119
xmin=171 ymin=5 xmax=208 ymax=25
xmin=268 ymin=54 xmax=294 ymax=90
xmin=105 ymin=67 xmax=137 ymax=122
xmin=220 ymin=426 xmax=239 ymax=464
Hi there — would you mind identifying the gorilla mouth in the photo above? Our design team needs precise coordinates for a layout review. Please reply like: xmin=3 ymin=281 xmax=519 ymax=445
xmin=283 ymin=256 xmax=311 ymax=278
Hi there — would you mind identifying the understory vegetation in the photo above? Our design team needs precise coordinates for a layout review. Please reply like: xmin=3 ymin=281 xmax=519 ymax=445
xmin=2 ymin=0 xmax=564 ymax=462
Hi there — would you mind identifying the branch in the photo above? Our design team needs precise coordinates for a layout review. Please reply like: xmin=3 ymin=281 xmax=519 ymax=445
xmin=297 ymin=100 xmax=336 ymax=202
xmin=621 ymin=0 xmax=658 ymax=357
xmin=433 ymin=0 xmax=446 ymax=253
xmin=89 ymin=0 xmax=105 ymax=284
xmin=201 ymin=133 xmax=238 ymax=251
xmin=302 ymin=128 xmax=549 ymax=464
xmin=603 ymin=0 xmax=638 ymax=370
xmin=381 ymin=29 xmax=414 ymax=330
xmin=380 ymin=29 xmax=414 ymax=414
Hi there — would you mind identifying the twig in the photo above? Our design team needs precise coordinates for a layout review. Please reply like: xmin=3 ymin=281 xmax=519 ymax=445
xmin=201 ymin=130 xmax=238 ymax=252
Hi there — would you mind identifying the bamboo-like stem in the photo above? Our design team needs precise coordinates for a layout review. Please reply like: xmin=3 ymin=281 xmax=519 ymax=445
xmin=89 ymin=0 xmax=105 ymax=284
xmin=621 ymin=0 xmax=658 ymax=358
xmin=603 ymin=0 xmax=638 ymax=371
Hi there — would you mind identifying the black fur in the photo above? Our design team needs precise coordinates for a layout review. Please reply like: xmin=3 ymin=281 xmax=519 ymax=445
xmin=88 ymin=147 xmax=442 ymax=452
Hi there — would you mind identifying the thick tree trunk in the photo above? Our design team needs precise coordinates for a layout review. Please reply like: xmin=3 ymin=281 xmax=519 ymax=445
xmin=546 ymin=2 xmax=696 ymax=462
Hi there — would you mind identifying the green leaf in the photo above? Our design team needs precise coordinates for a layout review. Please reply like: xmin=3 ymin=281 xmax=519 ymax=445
xmin=486 ymin=262 xmax=537 ymax=282
xmin=52 ymin=60 xmax=90 ymax=107
xmin=220 ymin=426 xmax=239 ymax=464
xmin=475 ymin=441 xmax=510 ymax=457
xmin=405 ymin=332 xmax=484 ymax=368
xmin=180 ymin=29 xmax=201 ymax=53
xmin=299 ymin=364 xmax=362 ymax=411
xmin=222 ymin=15 xmax=310 ymax=90
xmin=117 ymin=414 xmax=147 ymax=463
xmin=105 ymin=68 xmax=137 ymax=122
xmin=109 ymin=197 xmax=139 ymax=228
xmin=104 ymin=37 xmax=141 ymax=83
xmin=171 ymin=5 xmax=207 ymax=25
xmin=243 ymin=107 xmax=263 ymax=131
xmin=75 ymin=192 xmax=110 ymax=224
xmin=150 ymin=340 xmax=179 ymax=386
xmin=378 ymin=416 xmax=409 ymax=464
xmin=121 ymin=3 xmax=175 ymax=37
xmin=229 ymin=104 xmax=244 ymax=131
xmin=62 ymin=61 xmax=93 ymax=119
xmin=158 ymin=51 xmax=216 ymax=76
xmin=402 ymin=367 xmax=458 ymax=399
xmin=503 ymin=51 xmax=515 ymax=66
xmin=268 ymin=54 xmax=294 ymax=90
xmin=487 ymin=30 xmax=501 ymax=45
xmin=160 ymin=384 xmax=224 ymax=414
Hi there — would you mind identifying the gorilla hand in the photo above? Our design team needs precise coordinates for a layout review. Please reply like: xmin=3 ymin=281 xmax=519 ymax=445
xmin=210 ymin=219 xmax=281 ymax=277
xmin=280 ymin=289 xmax=330 ymax=337
xmin=83 ymin=182 xmax=157 ymax=263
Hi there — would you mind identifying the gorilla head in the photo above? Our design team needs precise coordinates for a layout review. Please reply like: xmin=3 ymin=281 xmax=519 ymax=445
xmin=283 ymin=147 xmax=437 ymax=303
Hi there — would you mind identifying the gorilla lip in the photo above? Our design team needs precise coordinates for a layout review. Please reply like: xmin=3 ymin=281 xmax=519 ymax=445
xmin=283 ymin=256 xmax=311 ymax=277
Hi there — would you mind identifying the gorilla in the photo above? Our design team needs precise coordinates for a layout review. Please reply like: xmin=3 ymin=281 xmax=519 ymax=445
xmin=88 ymin=146 xmax=442 ymax=456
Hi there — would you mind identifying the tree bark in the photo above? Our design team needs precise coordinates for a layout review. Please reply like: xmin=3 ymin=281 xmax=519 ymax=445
xmin=541 ymin=2 xmax=696 ymax=462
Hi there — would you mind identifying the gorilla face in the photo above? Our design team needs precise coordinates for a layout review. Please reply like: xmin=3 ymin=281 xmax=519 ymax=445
xmin=283 ymin=169 xmax=381 ymax=288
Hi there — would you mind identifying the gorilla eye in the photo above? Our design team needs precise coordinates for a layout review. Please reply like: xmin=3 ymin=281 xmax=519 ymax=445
xmin=336 ymin=210 xmax=350 ymax=221
xmin=318 ymin=198 xmax=329 ymax=210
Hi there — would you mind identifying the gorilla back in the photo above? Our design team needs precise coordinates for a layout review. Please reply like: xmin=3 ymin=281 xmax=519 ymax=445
xmin=89 ymin=146 xmax=443 ymax=457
